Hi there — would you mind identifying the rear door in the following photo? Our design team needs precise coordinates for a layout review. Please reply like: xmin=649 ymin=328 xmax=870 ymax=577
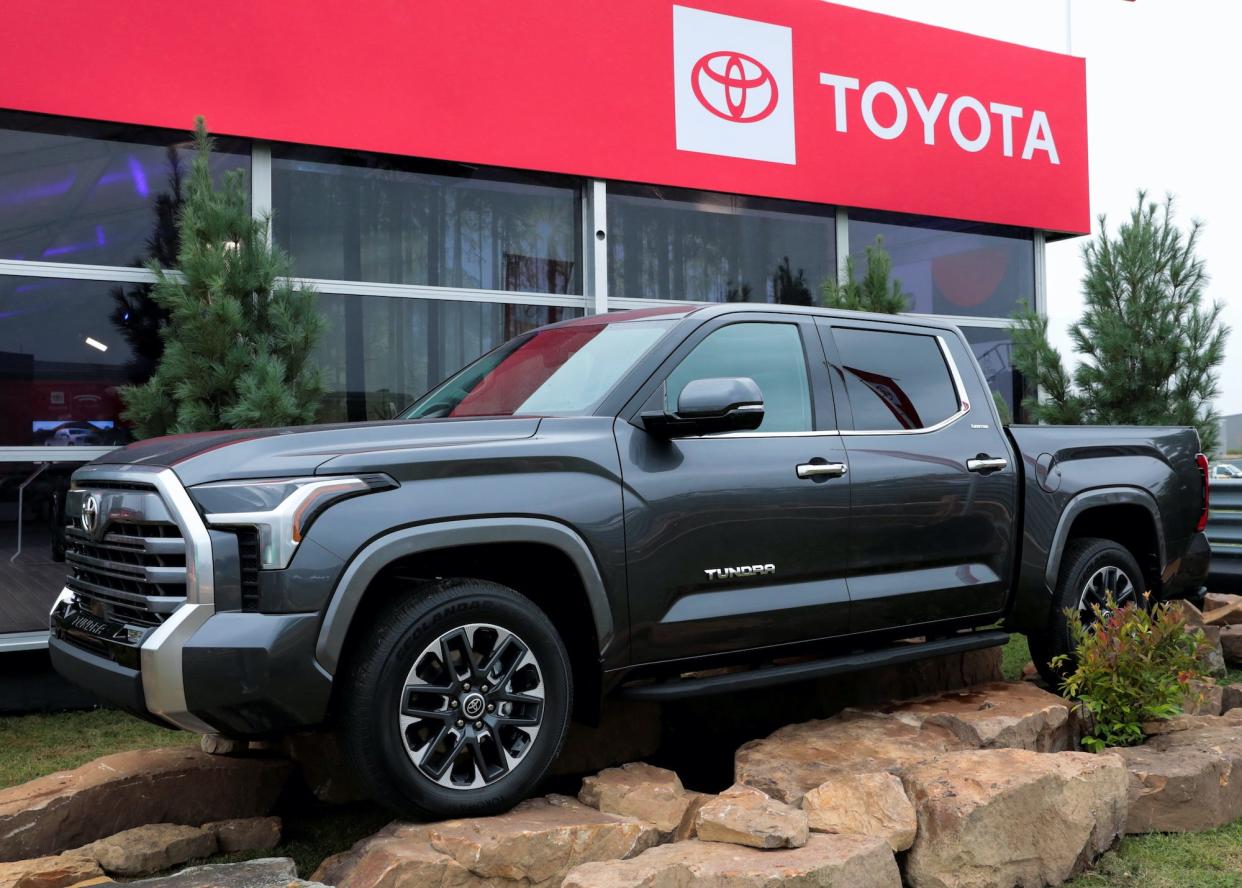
xmin=618 ymin=313 xmax=853 ymax=664
xmin=817 ymin=319 xmax=1018 ymax=633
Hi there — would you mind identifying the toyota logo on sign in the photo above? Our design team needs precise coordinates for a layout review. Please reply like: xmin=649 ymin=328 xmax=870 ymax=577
xmin=690 ymin=51 xmax=779 ymax=123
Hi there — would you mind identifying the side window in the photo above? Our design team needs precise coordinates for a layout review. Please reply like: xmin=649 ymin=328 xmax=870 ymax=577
xmin=666 ymin=322 xmax=812 ymax=432
xmin=832 ymin=328 xmax=961 ymax=431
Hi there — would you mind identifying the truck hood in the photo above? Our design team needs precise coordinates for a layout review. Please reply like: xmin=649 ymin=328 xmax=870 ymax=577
xmin=91 ymin=417 xmax=542 ymax=487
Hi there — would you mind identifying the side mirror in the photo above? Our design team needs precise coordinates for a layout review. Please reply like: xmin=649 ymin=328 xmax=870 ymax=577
xmin=641 ymin=377 xmax=765 ymax=438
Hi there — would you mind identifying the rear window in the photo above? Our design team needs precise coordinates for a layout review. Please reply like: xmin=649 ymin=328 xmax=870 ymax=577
xmin=832 ymin=328 xmax=961 ymax=431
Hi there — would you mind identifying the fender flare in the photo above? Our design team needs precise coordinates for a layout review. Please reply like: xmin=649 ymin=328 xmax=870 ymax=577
xmin=314 ymin=518 xmax=614 ymax=675
xmin=1044 ymin=486 xmax=1167 ymax=591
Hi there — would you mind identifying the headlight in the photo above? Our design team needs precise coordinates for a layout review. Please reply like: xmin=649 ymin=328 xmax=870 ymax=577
xmin=190 ymin=474 xmax=396 ymax=569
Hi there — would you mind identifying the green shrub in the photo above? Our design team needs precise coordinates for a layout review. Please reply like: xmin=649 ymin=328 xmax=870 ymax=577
xmin=1055 ymin=595 xmax=1207 ymax=752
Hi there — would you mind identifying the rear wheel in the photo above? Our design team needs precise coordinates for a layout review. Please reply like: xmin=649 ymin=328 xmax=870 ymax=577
xmin=340 ymin=578 xmax=573 ymax=819
xmin=1027 ymin=537 xmax=1145 ymax=688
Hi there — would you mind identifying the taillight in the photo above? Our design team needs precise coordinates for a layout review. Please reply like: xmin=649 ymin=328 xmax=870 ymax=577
xmin=1196 ymin=453 xmax=1210 ymax=532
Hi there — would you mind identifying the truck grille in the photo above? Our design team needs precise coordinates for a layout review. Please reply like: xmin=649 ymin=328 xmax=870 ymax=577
xmin=64 ymin=482 xmax=188 ymax=629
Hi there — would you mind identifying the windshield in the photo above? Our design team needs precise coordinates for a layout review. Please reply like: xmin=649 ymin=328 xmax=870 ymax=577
xmin=402 ymin=319 xmax=677 ymax=419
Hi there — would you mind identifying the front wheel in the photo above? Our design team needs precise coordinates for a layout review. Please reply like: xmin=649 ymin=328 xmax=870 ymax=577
xmin=1027 ymin=537 xmax=1145 ymax=688
xmin=339 ymin=578 xmax=573 ymax=819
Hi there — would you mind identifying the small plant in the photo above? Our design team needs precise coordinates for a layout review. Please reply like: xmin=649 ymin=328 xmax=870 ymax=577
xmin=1055 ymin=594 xmax=1207 ymax=752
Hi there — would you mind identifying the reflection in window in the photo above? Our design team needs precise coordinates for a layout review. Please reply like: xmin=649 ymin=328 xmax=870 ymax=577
xmin=0 ymin=111 xmax=249 ymax=268
xmin=832 ymin=328 xmax=960 ymax=431
xmin=313 ymin=295 xmax=582 ymax=423
xmin=666 ymin=322 xmax=812 ymax=432
xmin=848 ymin=216 xmax=1034 ymax=319
xmin=961 ymin=326 xmax=1028 ymax=422
xmin=272 ymin=148 xmax=580 ymax=293
xmin=607 ymin=184 xmax=835 ymax=304
xmin=0 ymin=461 xmax=79 ymax=632
xmin=0 ymin=276 xmax=159 ymax=446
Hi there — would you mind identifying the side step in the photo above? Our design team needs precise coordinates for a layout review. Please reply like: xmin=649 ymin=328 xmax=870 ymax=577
xmin=616 ymin=630 xmax=1010 ymax=702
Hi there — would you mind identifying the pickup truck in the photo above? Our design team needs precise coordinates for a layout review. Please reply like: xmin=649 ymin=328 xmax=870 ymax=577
xmin=49 ymin=304 xmax=1211 ymax=818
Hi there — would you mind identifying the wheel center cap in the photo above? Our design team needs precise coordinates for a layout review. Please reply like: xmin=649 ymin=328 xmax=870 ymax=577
xmin=461 ymin=692 xmax=486 ymax=719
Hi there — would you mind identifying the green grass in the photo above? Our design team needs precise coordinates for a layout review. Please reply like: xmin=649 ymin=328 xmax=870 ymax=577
xmin=1069 ymin=819 xmax=1242 ymax=887
xmin=0 ymin=707 xmax=195 ymax=788
xmin=1001 ymin=633 xmax=1031 ymax=682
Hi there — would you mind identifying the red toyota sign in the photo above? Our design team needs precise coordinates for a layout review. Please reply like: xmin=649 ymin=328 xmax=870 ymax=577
xmin=0 ymin=0 xmax=1088 ymax=233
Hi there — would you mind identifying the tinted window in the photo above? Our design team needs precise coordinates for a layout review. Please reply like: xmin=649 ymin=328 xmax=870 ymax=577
xmin=607 ymin=183 xmax=835 ymax=304
xmin=667 ymin=323 xmax=811 ymax=432
xmin=833 ymin=328 xmax=960 ymax=431
xmin=272 ymin=147 xmax=580 ymax=293
xmin=960 ymin=326 xmax=1028 ymax=423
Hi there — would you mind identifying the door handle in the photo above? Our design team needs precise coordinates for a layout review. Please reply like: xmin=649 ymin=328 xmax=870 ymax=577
xmin=796 ymin=462 xmax=848 ymax=479
xmin=966 ymin=456 xmax=1008 ymax=473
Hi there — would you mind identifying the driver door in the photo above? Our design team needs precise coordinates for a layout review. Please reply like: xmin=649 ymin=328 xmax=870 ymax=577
xmin=616 ymin=314 xmax=854 ymax=665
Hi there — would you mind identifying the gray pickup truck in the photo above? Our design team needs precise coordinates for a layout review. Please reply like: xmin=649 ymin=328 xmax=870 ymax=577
xmin=49 ymin=304 xmax=1211 ymax=818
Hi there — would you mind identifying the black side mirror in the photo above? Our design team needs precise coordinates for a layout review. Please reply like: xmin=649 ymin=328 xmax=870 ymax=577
xmin=641 ymin=377 xmax=765 ymax=438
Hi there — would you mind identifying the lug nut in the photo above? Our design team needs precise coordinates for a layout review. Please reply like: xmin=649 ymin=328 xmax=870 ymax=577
xmin=450 ymin=700 xmax=458 ymax=709
xmin=462 ymin=682 xmax=471 ymax=691
xmin=474 ymin=721 xmax=482 ymax=730
xmin=486 ymin=703 xmax=495 ymax=712
xmin=481 ymin=684 xmax=489 ymax=692
xmin=455 ymin=719 xmax=464 ymax=728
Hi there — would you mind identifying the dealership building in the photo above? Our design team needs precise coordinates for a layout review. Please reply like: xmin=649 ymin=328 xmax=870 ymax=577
xmin=0 ymin=0 xmax=1087 ymax=645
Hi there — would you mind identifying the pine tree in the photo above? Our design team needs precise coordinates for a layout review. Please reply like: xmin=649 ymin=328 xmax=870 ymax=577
xmin=120 ymin=120 xmax=325 ymax=438
xmin=1012 ymin=192 xmax=1228 ymax=453
xmin=822 ymin=236 xmax=910 ymax=314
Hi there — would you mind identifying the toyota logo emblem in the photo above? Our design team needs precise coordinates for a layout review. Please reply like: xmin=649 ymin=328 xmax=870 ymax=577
xmin=462 ymin=693 xmax=486 ymax=719
xmin=691 ymin=50 xmax=779 ymax=123
xmin=81 ymin=495 xmax=100 ymax=535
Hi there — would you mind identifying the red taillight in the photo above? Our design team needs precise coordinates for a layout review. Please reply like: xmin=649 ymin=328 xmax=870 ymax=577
xmin=1196 ymin=453 xmax=1210 ymax=532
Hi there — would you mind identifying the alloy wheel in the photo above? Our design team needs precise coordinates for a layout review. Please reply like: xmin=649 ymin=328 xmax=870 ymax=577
xmin=1077 ymin=564 xmax=1136 ymax=620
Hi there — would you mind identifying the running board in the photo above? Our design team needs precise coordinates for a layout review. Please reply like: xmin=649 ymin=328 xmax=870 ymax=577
xmin=616 ymin=630 xmax=1010 ymax=701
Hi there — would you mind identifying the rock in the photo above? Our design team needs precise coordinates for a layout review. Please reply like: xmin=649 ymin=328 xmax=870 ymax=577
xmin=1171 ymin=599 xmax=1207 ymax=628
xmin=1203 ymin=593 xmax=1242 ymax=624
xmin=1220 ymin=625 xmax=1242 ymax=666
xmin=578 ymin=763 xmax=699 ymax=839
xmin=199 ymin=735 xmax=246 ymax=756
xmin=0 ymin=854 xmax=102 ymax=888
xmin=0 ymin=748 xmax=291 ymax=862
xmin=901 ymin=748 xmax=1129 ymax=888
xmin=315 ymin=795 xmax=660 ymax=887
xmin=694 ymin=785 xmax=808 ymax=850
xmin=280 ymin=732 xmax=368 ymax=805
xmin=562 ymin=834 xmax=901 ymax=888
xmin=203 ymin=818 xmax=281 ymax=853
xmin=551 ymin=701 xmax=663 ymax=778
xmin=673 ymin=793 xmax=711 ymax=842
xmin=77 ymin=824 xmax=217 ymax=878
xmin=875 ymin=681 xmax=1074 ymax=752
xmin=801 ymin=772 xmax=916 ymax=852
xmin=1020 ymin=661 xmax=1041 ymax=682
xmin=1183 ymin=678 xmax=1224 ymax=716
xmin=735 ymin=710 xmax=969 ymax=805
xmin=1108 ymin=716 xmax=1242 ymax=833
xmin=1223 ymin=682 xmax=1242 ymax=713
xmin=1199 ymin=625 xmax=1227 ymax=677
xmin=124 ymin=858 xmax=326 ymax=888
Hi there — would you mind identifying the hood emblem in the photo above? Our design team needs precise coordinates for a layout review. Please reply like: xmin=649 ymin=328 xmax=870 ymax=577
xmin=81 ymin=495 xmax=101 ymax=536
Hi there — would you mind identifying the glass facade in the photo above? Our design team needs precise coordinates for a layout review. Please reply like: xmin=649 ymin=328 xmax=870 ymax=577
xmin=273 ymin=147 xmax=580 ymax=293
xmin=848 ymin=214 xmax=1035 ymax=319
xmin=0 ymin=109 xmax=1045 ymax=636
xmin=607 ymin=183 xmax=835 ymax=304
xmin=961 ymin=326 xmax=1027 ymax=421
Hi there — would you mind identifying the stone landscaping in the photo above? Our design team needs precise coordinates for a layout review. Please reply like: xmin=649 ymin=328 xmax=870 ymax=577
xmin=8 ymin=600 xmax=1242 ymax=888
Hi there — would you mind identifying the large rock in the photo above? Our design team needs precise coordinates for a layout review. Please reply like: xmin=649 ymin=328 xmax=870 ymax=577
xmin=801 ymin=772 xmax=917 ymax=852
xmin=875 ymin=681 xmax=1074 ymax=752
xmin=0 ymin=853 xmax=102 ymax=888
xmin=0 ymin=748 xmax=290 ymax=862
xmin=1204 ymin=593 xmax=1242 ymax=624
xmin=901 ymin=748 xmax=1129 ymax=888
xmin=1199 ymin=625 xmax=1228 ymax=677
xmin=735 ymin=710 xmax=969 ymax=805
xmin=693 ymin=786 xmax=808 ymax=850
xmin=1108 ymin=714 xmax=1242 ymax=833
xmin=1183 ymin=679 xmax=1224 ymax=716
xmin=314 ymin=795 xmax=660 ymax=887
xmin=1223 ymin=682 xmax=1242 ymax=713
xmin=125 ymin=858 xmax=326 ymax=888
xmin=578 ymin=763 xmax=702 ymax=839
xmin=1220 ymin=625 xmax=1242 ymax=666
xmin=77 ymin=824 xmax=217 ymax=877
xmin=562 ymin=834 xmax=901 ymax=888
xmin=204 ymin=818 xmax=282 ymax=853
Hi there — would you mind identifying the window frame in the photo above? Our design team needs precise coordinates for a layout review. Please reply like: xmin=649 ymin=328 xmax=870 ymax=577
xmin=818 ymin=319 xmax=971 ymax=436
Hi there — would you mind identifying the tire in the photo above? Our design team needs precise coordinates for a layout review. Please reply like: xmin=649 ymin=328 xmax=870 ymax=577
xmin=1027 ymin=537 xmax=1145 ymax=688
xmin=339 ymin=578 xmax=573 ymax=819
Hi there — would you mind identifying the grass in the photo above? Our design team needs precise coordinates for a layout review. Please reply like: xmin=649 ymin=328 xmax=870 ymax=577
xmin=1069 ymin=819 xmax=1242 ymax=887
xmin=0 ymin=707 xmax=195 ymax=788
xmin=1001 ymin=633 xmax=1031 ymax=682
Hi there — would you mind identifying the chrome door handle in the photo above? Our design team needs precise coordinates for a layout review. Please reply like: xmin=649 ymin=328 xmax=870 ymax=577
xmin=966 ymin=457 xmax=1008 ymax=473
xmin=796 ymin=462 xmax=848 ymax=479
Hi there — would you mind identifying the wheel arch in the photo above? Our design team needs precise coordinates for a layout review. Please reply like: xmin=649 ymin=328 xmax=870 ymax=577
xmin=1045 ymin=487 xmax=1166 ymax=595
xmin=315 ymin=518 xmax=615 ymax=683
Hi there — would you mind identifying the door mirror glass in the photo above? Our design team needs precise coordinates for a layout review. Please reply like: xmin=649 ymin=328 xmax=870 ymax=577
xmin=642 ymin=376 xmax=765 ymax=437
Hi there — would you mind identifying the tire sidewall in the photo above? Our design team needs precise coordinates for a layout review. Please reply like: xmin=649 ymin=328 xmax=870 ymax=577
xmin=1050 ymin=539 xmax=1146 ymax=663
xmin=363 ymin=582 xmax=572 ymax=817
